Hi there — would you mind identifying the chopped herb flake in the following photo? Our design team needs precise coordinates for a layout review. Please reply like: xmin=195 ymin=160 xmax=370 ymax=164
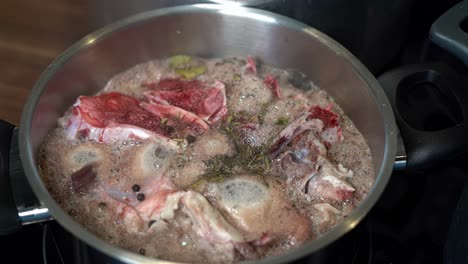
xmin=276 ymin=117 xmax=289 ymax=125
xmin=175 ymin=65 xmax=207 ymax=79
xmin=169 ymin=55 xmax=191 ymax=68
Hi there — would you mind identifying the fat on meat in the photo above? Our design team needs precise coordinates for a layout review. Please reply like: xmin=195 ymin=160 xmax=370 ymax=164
xmin=60 ymin=92 xmax=175 ymax=143
xmin=144 ymin=78 xmax=228 ymax=126
xmin=306 ymin=159 xmax=355 ymax=202
xmin=140 ymin=103 xmax=209 ymax=137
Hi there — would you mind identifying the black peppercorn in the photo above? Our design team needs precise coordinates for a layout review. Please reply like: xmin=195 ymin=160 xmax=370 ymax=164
xmin=148 ymin=220 xmax=156 ymax=227
xmin=132 ymin=184 xmax=140 ymax=192
xmin=139 ymin=248 xmax=146 ymax=255
xmin=137 ymin=193 xmax=145 ymax=201
xmin=187 ymin=135 xmax=196 ymax=144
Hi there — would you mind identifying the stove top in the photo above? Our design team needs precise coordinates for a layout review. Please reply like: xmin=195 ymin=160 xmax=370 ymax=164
xmin=2 ymin=1 xmax=467 ymax=263
xmin=300 ymin=160 xmax=468 ymax=264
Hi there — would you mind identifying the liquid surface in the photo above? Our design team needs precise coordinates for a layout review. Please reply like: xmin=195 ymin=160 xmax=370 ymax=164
xmin=39 ymin=56 xmax=374 ymax=263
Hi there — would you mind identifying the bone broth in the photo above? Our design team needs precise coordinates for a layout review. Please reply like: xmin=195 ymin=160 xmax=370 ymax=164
xmin=38 ymin=56 xmax=374 ymax=263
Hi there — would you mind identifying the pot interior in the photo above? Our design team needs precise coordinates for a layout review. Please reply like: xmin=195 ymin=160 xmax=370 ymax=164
xmin=21 ymin=4 xmax=396 ymax=263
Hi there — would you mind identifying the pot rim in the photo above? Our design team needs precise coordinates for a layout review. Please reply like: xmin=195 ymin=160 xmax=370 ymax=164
xmin=19 ymin=4 xmax=397 ymax=264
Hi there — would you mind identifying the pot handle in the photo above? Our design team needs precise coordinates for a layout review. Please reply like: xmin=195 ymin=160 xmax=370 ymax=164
xmin=431 ymin=0 xmax=468 ymax=66
xmin=378 ymin=1 xmax=468 ymax=170
xmin=0 ymin=120 xmax=22 ymax=234
xmin=0 ymin=120 xmax=52 ymax=235
xmin=378 ymin=63 xmax=468 ymax=170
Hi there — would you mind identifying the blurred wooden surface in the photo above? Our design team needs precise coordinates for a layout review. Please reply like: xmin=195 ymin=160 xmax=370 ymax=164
xmin=0 ymin=0 xmax=90 ymax=125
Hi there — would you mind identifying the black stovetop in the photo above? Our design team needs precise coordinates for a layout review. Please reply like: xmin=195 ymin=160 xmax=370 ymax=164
xmin=299 ymin=160 xmax=468 ymax=264
xmin=2 ymin=1 xmax=467 ymax=263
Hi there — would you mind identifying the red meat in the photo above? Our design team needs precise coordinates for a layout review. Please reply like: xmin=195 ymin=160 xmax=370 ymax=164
xmin=307 ymin=106 xmax=339 ymax=129
xmin=144 ymin=79 xmax=227 ymax=125
xmin=245 ymin=55 xmax=257 ymax=75
xmin=264 ymin=74 xmax=281 ymax=98
xmin=140 ymin=103 xmax=209 ymax=136
xmin=75 ymin=92 xmax=169 ymax=134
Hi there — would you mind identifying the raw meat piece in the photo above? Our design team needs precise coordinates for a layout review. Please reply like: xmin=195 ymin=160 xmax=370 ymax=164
xmin=144 ymin=79 xmax=228 ymax=125
xmin=102 ymin=175 xmax=276 ymax=260
xmin=62 ymin=92 xmax=174 ymax=143
xmin=181 ymin=191 xmax=245 ymax=245
xmin=308 ymin=105 xmax=344 ymax=145
xmin=102 ymin=175 xmax=240 ymax=239
xmin=286 ymin=130 xmax=327 ymax=165
xmin=140 ymin=103 xmax=209 ymax=136
xmin=95 ymin=192 xmax=147 ymax=233
xmin=308 ymin=105 xmax=339 ymax=129
xmin=245 ymin=55 xmax=257 ymax=75
xmin=135 ymin=176 xmax=180 ymax=221
xmin=264 ymin=74 xmax=282 ymax=98
xmin=206 ymin=82 xmax=228 ymax=125
xmin=269 ymin=114 xmax=324 ymax=158
xmin=269 ymin=105 xmax=344 ymax=158
xmin=307 ymin=160 xmax=355 ymax=202
xmin=276 ymin=130 xmax=354 ymax=202
xmin=64 ymin=114 xmax=168 ymax=143
xmin=75 ymin=92 xmax=166 ymax=132
xmin=71 ymin=164 xmax=97 ymax=193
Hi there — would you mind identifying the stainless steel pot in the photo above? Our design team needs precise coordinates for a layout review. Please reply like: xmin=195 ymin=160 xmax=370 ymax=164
xmin=1 ymin=3 xmax=467 ymax=264
xmin=89 ymin=0 xmax=415 ymax=74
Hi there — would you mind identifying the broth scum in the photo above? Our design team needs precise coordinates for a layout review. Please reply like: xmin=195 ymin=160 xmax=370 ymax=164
xmin=38 ymin=56 xmax=374 ymax=263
